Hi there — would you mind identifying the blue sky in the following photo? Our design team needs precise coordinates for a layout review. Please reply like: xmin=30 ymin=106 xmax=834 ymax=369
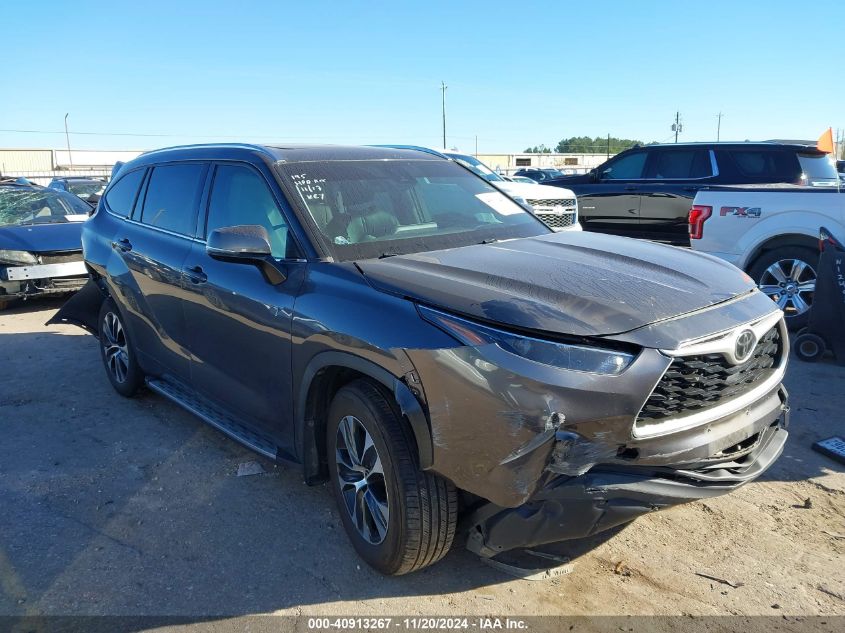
xmin=1 ymin=0 xmax=842 ymax=153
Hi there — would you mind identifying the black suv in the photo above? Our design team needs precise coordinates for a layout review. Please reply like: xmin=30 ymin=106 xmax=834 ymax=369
xmin=547 ymin=142 xmax=839 ymax=245
xmin=54 ymin=144 xmax=789 ymax=574
xmin=512 ymin=167 xmax=565 ymax=183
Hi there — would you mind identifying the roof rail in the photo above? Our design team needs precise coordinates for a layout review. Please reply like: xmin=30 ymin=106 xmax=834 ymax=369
xmin=369 ymin=145 xmax=448 ymax=159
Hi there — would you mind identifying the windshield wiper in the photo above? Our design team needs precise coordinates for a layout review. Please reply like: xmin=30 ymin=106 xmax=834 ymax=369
xmin=478 ymin=238 xmax=499 ymax=245
xmin=378 ymin=251 xmax=399 ymax=259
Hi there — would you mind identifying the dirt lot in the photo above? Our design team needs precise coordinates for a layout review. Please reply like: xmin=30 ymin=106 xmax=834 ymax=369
xmin=1 ymin=298 xmax=843 ymax=620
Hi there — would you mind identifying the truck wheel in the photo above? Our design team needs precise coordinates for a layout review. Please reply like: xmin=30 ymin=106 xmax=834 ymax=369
xmin=98 ymin=298 xmax=143 ymax=397
xmin=794 ymin=333 xmax=826 ymax=363
xmin=327 ymin=379 xmax=457 ymax=575
xmin=0 ymin=299 xmax=11 ymax=311
xmin=748 ymin=246 xmax=817 ymax=330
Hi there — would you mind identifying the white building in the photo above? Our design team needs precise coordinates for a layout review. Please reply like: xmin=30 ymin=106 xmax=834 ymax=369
xmin=475 ymin=152 xmax=610 ymax=175
xmin=0 ymin=148 xmax=143 ymax=185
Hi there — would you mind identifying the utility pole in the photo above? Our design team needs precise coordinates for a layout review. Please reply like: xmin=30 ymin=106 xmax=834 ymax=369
xmin=474 ymin=135 xmax=478 ymax=156
xmin=606 ymin=133 xmax=610 ymax=159
xmin=64 ymin=113 xmax=73 ymax=168
xmin=440 ymin=81 xmax=447 ymax=149
xmin=716 ymin=112 xmax=723 ymax=141
xmin=671 ymin=111 xmax=683 ymax=143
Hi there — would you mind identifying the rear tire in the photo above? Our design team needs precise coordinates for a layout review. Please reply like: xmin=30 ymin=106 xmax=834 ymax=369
xmin=748 ymin=246 xmax=818 ymax=331
xmin=0 ymin=299 xmax=11 ymax=311
xmin=327 ymin=379 xmax=457 ymax=575
xmin=98 ymin=298 xmax=143 ymax=397
xmin=794 ymin=333 xmax=826 ymax=363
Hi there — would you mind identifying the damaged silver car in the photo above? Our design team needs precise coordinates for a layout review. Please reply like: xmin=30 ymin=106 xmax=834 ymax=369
xmin=52 ymin=144 xmax=789 ymax=575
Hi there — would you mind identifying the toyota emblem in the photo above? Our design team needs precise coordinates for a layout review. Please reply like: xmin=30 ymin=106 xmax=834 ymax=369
xmin=734 ymin=329 xmax=756 ymax=363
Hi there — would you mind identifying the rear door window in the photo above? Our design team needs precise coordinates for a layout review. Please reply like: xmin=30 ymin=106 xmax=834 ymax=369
xmin=646 ymin=150 xmax=712 ymax=179
xmin=140 ymin=163 xmax=206 ymax=235
xmin=104 ymin=169 xmax=146 ymax=217
xmin=601 ymin=151 xmax=647 ymax=180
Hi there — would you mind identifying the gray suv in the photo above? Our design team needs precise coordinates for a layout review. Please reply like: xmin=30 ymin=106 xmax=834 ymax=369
xmin=54 ymin=144 xmax=790 ymax=574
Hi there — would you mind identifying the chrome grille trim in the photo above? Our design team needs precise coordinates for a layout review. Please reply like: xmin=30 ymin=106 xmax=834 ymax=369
xmin=632 ymin=311 xmax=788 ymax=438
xmin=526 ymin=198 xmax=576 ymax=207
xmin=536 ymin=213 xmax=576 ymax=228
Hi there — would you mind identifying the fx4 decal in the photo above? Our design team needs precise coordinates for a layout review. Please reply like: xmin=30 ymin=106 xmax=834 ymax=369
xmin=720 ymin=206 xmax=761 ymax=218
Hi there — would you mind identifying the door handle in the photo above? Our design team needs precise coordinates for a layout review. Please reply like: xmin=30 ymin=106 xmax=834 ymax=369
xmin=624 ymin=185 xmax=638 ymax=191
xmin=112 ymin=238 xmax=132 ymax=252
xmin=682 ymin=186 xmax=700 ymax=192
xmin=182 ymin=265 xmax=207 ymax=284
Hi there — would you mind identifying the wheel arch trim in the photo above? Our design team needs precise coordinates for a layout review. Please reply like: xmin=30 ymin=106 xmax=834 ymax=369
xmin=743 ymin=232 xmax=820 ymax=271
xmin=296 ymin=350 xmax=434 ymax=485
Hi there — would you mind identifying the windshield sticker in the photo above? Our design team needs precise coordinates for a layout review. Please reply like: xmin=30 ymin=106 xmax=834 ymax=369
xmin=475 ymin=192 xmax=521 ymax=216
xmin=290 ymin=173 xmax=327 ymax=203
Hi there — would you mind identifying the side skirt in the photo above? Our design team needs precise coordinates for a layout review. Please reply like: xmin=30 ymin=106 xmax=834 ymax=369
xmin=146 ymin=377 xmax=279 ymax=460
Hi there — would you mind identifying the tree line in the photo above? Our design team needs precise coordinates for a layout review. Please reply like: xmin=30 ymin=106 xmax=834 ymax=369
xmin=524 ymin=136 xmax=656 ymax=154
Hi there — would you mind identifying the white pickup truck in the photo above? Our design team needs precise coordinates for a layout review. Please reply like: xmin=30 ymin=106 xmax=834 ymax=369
xmin=689 ymin=184 xmax=844 ymax=328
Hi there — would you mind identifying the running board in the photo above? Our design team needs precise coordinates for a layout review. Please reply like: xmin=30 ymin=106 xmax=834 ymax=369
xmin=146 ymin=378 xmax=279 ymax=460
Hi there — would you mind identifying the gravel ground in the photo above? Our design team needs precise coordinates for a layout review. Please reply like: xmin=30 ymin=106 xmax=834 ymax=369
xmin=0 ymin=297 xmax=843 ymax=621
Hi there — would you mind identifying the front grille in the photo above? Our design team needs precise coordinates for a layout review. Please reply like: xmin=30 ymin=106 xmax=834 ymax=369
xmin=537 ymin=212 xmax=576 ymax=228
xmin=38 ymin=251 xmax=82 ymax=265
xmin=526 ymin=198 xmax=576 ymax=208
xmin=636 ymin=326 xmax=782 ymax=426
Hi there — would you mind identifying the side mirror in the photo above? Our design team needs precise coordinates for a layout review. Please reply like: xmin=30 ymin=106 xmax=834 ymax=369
xmin=206 ymin=225 xmax=272 ymax=261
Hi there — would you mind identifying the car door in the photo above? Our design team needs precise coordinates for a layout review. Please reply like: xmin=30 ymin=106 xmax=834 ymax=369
xmin=115 ymin=162 xmax=208 ymax=382
xmin=639 ymin=148 xmax=716 ymax=244
xmin=180 ymin=162 xmax=306 ymax=454
xmin=578 ymin=150 xmax=647 ymax=236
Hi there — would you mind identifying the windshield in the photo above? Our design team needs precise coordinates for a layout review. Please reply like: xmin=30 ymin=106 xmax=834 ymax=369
xmin=443 ymin=153 xmax=504 ymax=182
xmin=67 ymin=181 xmax=106 ymax=197
xmin=798 ymin=153 xmax=840 ymax=186
xmin=278 ymin=159 xmax=549 ymax=261
xmin=0 ymin=186 xmax=92 ymax=227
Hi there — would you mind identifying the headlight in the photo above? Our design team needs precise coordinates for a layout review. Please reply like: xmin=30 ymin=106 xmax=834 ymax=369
xmin=0 ymin=250 xmax=37 ymax=265
xmin=419 ymin=306 xmax=634 ymax=375
xmin=509 ymin=195 xmax=533 ymax=211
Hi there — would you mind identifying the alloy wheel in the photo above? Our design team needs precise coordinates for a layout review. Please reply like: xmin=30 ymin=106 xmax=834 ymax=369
xmin=334 ymin=415 xmax=390 ymax=545
xmin=102 ymin=311 xmax=130 ymax=384
xmin=758 ymin=258 xmax=816 ymax=317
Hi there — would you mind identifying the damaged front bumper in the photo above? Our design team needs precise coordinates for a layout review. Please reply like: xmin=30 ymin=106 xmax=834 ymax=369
xmin=0 ymin=260 xmax=87 ymax=301
xmin=466 ymin=392 xmax=788 ymax=557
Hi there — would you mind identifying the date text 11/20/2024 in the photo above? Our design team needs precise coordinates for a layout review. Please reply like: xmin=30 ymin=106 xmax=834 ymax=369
xmin=307 ymin=618 xmax=529 ymax=630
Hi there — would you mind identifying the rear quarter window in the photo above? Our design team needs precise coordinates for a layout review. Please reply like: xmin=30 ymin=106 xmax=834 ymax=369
xmin=104 ymin=169 xmax=146 ymax=217
xmin=728 ymin=150 xmax=797 ymax=182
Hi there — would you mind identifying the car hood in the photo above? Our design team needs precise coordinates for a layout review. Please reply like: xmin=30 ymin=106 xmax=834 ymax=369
xmin=0 ymin=222 xmax=84 ymax=253
xmin=546 ymin=173 xmax=594 ymax=186
xmin=357 ymin=231 xmax=755 ymax=337
xmin=492 ymin=181 xmax=576 ymax=200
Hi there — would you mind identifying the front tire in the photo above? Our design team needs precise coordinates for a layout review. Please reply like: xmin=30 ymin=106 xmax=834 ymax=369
xmin=749 ymin=246 xmax=818 ymax=330
xmin=327 ymin=379 xmax=457 ymax=575
xmin=98 ymin=298 xmax=143 ymax=397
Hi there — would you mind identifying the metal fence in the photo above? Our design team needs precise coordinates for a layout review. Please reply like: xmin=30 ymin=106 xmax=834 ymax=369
xmin=0 ymin=169 xmax=113 ymax=187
